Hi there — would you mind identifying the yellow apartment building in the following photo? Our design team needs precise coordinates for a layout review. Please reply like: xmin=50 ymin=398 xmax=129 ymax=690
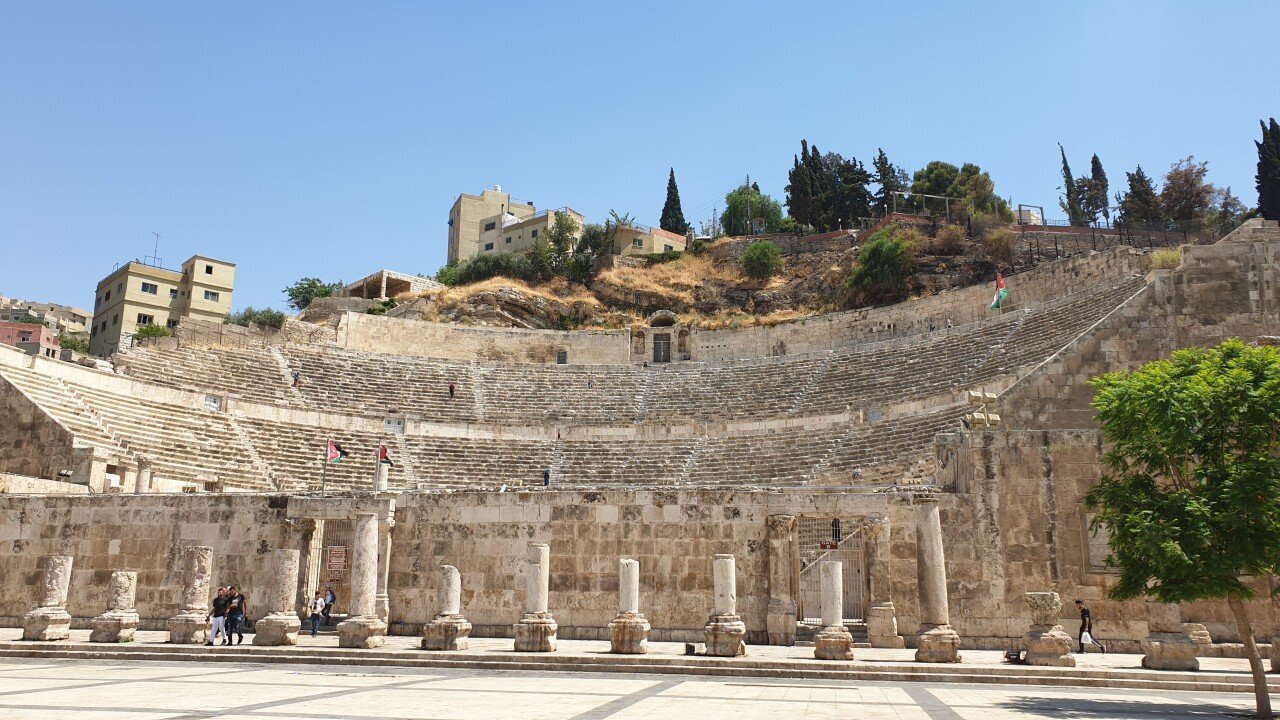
xmin=447 ymin=186 xmax=537 ymax=263
xmin=89 ymin=255 xmax=235 ymax=356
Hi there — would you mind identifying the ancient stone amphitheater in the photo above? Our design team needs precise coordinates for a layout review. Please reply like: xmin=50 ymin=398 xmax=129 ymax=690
xmin=1 ymin=219 xmax=1277 ymax=654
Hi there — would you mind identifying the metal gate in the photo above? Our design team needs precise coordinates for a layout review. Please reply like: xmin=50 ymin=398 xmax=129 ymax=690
xmin=652 ymin=333 xmax=671 ymax=363
xmin=797 ymin=516 xmax=865 ymax=624
xmin=318 ymin=519 xmax=353 ymax=616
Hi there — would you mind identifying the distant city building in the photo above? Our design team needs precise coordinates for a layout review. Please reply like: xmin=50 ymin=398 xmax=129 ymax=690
xmin=449 ymin=186 xmax=687 ymax=263
xmin=89 ymin=255 xmax=236 ymax=357
xmin=0 ymin=297 xmax=92 ymax=335
xmin=0 ymin=320 xmax=59 ymax=358
xmin=339 ymin=270 xmax=443 ymax=301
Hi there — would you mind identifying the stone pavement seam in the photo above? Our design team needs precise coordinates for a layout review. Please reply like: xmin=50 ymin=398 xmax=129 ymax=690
xmin=158 ymin=675 xmax=454 ymax=720
xmin=901 ymin=685 xmax=966 ymax=720
xmin=565 ymin=679 xmax=682 ymax=720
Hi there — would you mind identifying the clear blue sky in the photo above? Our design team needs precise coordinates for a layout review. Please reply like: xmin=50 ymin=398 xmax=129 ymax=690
xmin=2 ymin=1 xmax=1277 ymax=312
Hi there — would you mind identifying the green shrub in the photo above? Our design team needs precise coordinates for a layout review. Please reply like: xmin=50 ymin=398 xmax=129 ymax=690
xmin=849 ymin=229 xmax=916 ymax=295
xmin=59 ymin=335 xmax=89 ymax=353
xmin=134 ymin=324 xmax=170 ymax=339
xmin=366 ymin=298 xmax=397 ymax=315
xmin=641 ymin=250 xmax=683 ymax=265
xmin=1151 ymin=247 xmax=1182 ymax=269
xmin=984 ymin=229 xmax=1017 ymax=269
xmin=227 ymin=306 xmax=286 ymax=328
xmin=437 ymin=253 xmax=537 ymax=286
xmin=741 ymin=240 xmax=783 ymax=279
xmin=926 ymin=223 xmax=967 ymax=256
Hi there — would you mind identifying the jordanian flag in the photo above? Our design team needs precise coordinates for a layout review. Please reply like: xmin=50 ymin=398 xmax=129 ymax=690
xmin=378 ymin=444 xmax=394 ymax=467
xmin=327 ymin=441 xmax=349 ymax=464
xmin=990 ymin=272 xmax=1009 ymax=310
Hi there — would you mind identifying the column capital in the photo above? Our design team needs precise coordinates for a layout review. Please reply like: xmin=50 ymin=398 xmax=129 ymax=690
xmin=766 ymin=514 xmax=797 ymax=533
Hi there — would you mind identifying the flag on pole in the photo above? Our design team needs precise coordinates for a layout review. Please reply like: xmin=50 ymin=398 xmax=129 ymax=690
xmin=327 ymin=441 xmax=349 ymax=464
xmin=990 ymin=273 xmax=1009 ymax=310
xmin=378 ymin=444 xmax=394 ymax=467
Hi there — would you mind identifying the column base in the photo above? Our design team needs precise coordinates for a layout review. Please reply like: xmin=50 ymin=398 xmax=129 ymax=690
xmin=338 ymin=615 xmax=388 ymax=649
xmin=422 ymin=614 xmax=472 ymax=651
xmin=1141 ymin=632 xmax=1200 ymax=671
xmin=1023 ymin=625 xmax=1075 ymax=667
xmin=765 ymin=599 xmax=797 ymax=646
xmin=813 ymin=624 xmax=854 ymax=660
xmin=915 ymin=623 xmax=962 ymax=663
xmin=866 ymin=603 xmax=905 ymax=648
xmin=168 ymin=610 xmax=209 ymax=644
xmin=22 ymin=607 xmax=71 ymax=641
xmin=89 ymin=610 xmax=139 ymax=643
xmin=375 ymin=593 xmax=390 ymax=625
xmin=253 ymin=613 xmax=302 ymax=646
xmin=514 ymin=612 xmax=558 ymax=652
xmin=704 ymin=613 xmax=747 ymax=657
xmin=609 ymin=612 xmax=650 ymax=654
xmin=1182 ymin=622 xmax=1212 ymax=645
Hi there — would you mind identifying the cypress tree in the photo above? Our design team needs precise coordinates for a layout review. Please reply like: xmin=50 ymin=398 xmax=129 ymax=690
xmin=871 ymin=148 xmax=908 ymax=216
xmin=659 ymin=168 xmax=689 ymax=234
xmin=785 ymin=151 xmax=813 ymax=227
xmin=1058 ymin=143 xmax=1086 ymax=226
xmin=1118 ymin=165 xmax=1163 ymax=226
xmin=1257 ymin=118 xmax=1280 ymax=221
xmin=1090 ymin=154 xmax=1110 ymax=220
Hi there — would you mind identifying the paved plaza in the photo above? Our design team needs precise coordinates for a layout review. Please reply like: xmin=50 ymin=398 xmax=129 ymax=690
xmin=0 ymin=656 xmax=1257 ymax=720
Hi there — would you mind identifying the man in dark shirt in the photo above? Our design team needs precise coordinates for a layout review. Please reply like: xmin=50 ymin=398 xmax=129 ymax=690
xmin=224 ymin=585 xmax=249 ymax=645
xmin=206 ymin=587 xmax=229 ymax=646
xmin=323 ymin=585 xmax=337 ymax=625
xmin=1074 ymin=599 xmax=1106 ymax=653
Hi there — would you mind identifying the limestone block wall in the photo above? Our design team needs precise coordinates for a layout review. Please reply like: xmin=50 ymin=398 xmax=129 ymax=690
xmin=0 ymin=473 xmax=88 ymax=494
xmin=0 ymin=372 xmax=76 ymax=481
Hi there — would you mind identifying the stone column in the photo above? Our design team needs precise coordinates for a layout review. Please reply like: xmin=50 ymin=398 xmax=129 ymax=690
xmin=301 ymin=518 xmax=324 ymax=603
xmin=609 ymin=558 xmax=650 ymax=654
xmin=374 ymin=461 xmax=389 ymax=492
xmin=134 ymin=456 xmax=153 ymax=494
xmin=423 ymin=565 xmax=472 ymax=650
xmin=254 ymin=549 xmax=302 ymax=646
xmin=22 ymin=555 xmax=73 ymax=641
xmin=168 ymin=545 xmax=213 ymax=644
xmin=337 ymin=513 xmax=388 ymax=648
xmin=1142 ymin=601 xmax=1199 ymax=671
xmin=1022 ymin=592 xmax=1074 ymax=666
xmin=765 ymin=514 xmax=798 ymax=646
xmin=90 ymin=570 xmax=139 ymax=643
xmin=813 ymin=561 xmax=854 ymax=660
xmin=375 ymin=518 xmax=393 ymax=625
xmin=704 ymin=554 xmax=747 ymax=657
xmin=117 ymin=463 xmax=135 ymax=494
xmin=514 ymin=543 xmax=557 ymax=651
xmin=913 ymin=498 xmax=961 ymax=662
xmin=865 ymin=515 xmax=904 ymax=648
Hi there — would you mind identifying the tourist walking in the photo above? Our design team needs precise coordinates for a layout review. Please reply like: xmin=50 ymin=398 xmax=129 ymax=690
xmin=323 ymin=584 xmax=336 ymax=625
xmin=206 ymin=587 xmax=229 ymax=646
xmin=448 ymin=381 xmax=455 ymax=399
xmin=309 ymin=592 xmax=326 ymax=637
xmin=291 ymin=370 xmax=301 ymax=388
xmin=224 ymin=585 xmax=248 ymax=645
xmin=1074 ymin=599 xmax=1106 ymax=653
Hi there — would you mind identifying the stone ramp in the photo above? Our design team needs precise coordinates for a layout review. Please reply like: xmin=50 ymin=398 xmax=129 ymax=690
xmin=0 ymin=632 xmax=1275 ymax=695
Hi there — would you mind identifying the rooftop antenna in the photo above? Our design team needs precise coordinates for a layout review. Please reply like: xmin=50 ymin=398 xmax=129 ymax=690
xmin=145 ymin=232 xmax=163 ymax=268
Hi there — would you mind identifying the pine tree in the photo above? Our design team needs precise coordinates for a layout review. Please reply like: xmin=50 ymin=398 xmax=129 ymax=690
xmin=1089 ymin=154 xmax=1110 ymax=221
xmin=1117 ymin=165 xmax=1163 ymax=226
xmin=871 ymin=148 xmax=908 ymax=216
xmin=659 ymin=168 xmax=689 ymax=234
xmin=1058 ymin=143 xmax=1086 ymax=226
xmin=785 ymin=150 xmax=813 ymax=227
xmin=1257 ymin=118 xmax=1280 ymax=221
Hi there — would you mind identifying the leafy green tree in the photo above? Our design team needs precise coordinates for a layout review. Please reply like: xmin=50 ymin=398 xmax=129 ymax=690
xmin=871 ymin=148 xmax=909 ymax=216
xmin=1207 ymin=186 xmax=1248 ymax=236
xmin=59 ymin=335 xmax=89 ymax=353
xmin=1256 ymin=118 xmax=1280 ymax=221
xmin=785 ymin=141 xmax=814 ymax=226
xmin=227 ymin=307 xmax=286 ymax=328
xmin=15 ymin=314 xmax=44 ymax=324
xmin=283 ymin=277 xmax=343 ymax=311
xmin=785 ymin=140 xmax=874 ymax=231
xmin=847 ymin=226 xmax=916 ymax=298
xmin=721 ymin=183 xmax=784 ymax=236
xmin=1116 ymin=165 xmax=1164 ymax=226
xmin=1085 ymin=340 xmax=1280 ymax=718
xmin=1058 ymin=144 xmax=1087 ymax=226
xmin=740 ymin=240 xmax=782 ymax=279
xmin=1160 ymin=156 xmax=1215 ymax=226
xmin=909 ymin=161 xmax=1011 ymax=220
xmin=911 ymin=160 xmax=959 ymax=199
xmin=134 ymin=324 xmax=170 ymax=339
xmin=660 ymin=168 xmax=689 ymax=234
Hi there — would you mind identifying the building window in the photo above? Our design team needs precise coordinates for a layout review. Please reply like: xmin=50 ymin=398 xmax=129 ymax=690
xmin=664 ymin=244 xmax=674 ymax=252
xmin=167 ymin=319 xmax=179 ymax=329
xmin=117 ymin=283 xmax=122 ymax=293
xmin=141 ymin=282 xmax=158 ymax=295
xmin=136 ymin=313 xmax=154 ymax=325
xmin=169 ymin=288 xmax=178 ymax=299
xmin=484 ymin=243 xmax=494 ymax=251
xmin=104 ymin=290 xmax=111 ymax=302
xmin=203 ymin=290 xmax=220 ymax=302
xmin=384 ymin=418 xmax=405 ymax=434
xmin=632 ymin=239 xmax=643 ymax=248
xmin=111 ymin=314 xmax=118 ymax=326
xmin=484 ymin=221 xmax=496 ymax=231
xmin=556 ymin=350 xmax=568 ymax=365
xmin=531 ymin=229 xmax=539 ymax=239
xmin=205 ymin=264 xmax=214 ymax=274
xmin=505 ymin=236 xmax=512 ymax=244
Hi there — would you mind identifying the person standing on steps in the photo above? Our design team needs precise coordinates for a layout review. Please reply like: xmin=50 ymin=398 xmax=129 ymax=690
xmin=323 ymin=584 xmax=336 ymax=625
xmin=224 ymin=585 xmax=248 ymax=645
xmin=291 ymin=370 xmax=301 ymax=388
xmin=1074 ymin=599 xmax=1106 ymax=653
xmin=206 ymin=587 xmax=229 ymax=647
xmin=309 ymin=591 xmax=326 ymax=637
xmin=448 ymin=381 xmax=455 ymax=399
